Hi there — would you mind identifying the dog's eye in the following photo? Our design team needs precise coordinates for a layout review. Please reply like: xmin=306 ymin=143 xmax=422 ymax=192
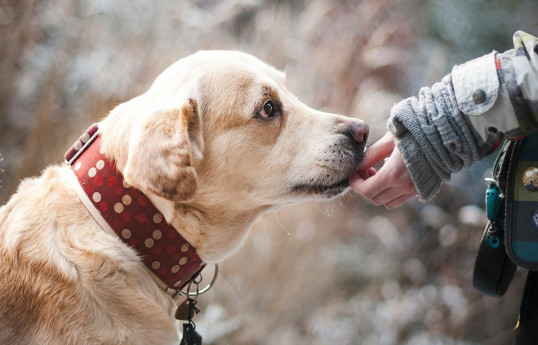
xmin=259 ymin=100 xmax=277 ymax=118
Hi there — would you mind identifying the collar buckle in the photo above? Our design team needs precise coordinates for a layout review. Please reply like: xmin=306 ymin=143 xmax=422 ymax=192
xmin=65 ymin=123 xmax=100 ymax=165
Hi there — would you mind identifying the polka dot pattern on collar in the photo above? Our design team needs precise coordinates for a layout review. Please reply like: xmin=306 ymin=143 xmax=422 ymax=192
xmin=68 ymin=129 xmax=204 ymax=291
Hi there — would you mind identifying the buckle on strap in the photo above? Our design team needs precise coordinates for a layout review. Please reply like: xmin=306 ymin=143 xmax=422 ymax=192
xmin=64 ymin=123 xmax=100 ymax=165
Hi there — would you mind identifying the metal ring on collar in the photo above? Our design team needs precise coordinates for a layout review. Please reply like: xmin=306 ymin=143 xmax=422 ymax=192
xmin=182 ymin=264 xmax=219 ymax=296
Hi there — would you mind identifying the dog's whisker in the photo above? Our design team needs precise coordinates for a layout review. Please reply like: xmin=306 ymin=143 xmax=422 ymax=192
xmin=274 ymin=211 xmax=291 ymax=236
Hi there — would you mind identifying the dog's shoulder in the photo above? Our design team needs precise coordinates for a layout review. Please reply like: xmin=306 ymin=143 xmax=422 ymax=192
xmin=0 ymin=165 xmax=180 ymax=344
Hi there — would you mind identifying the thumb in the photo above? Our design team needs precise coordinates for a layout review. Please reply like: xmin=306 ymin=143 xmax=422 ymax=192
xmin=358 ymin=132 xmax=395 ymax=170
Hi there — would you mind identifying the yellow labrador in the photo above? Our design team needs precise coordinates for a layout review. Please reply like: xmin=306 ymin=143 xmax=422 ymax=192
xmin=0 ymin=51 xmax=368 ymax=344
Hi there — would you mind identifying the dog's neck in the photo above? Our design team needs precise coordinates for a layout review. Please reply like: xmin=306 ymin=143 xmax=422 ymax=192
xmin=141 ymin=188 xmax=267 ymax=263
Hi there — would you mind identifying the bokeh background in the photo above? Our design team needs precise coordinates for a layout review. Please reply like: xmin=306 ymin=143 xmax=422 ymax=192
xmin=1 ymin=0 xmax=537 ymax=344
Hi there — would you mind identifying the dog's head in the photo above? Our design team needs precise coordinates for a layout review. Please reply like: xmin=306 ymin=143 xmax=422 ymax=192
xmin=100 ymin=51 xmax=368 ymax=259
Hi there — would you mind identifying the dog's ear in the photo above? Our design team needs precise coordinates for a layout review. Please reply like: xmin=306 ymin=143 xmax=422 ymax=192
xmin=123 ymin=100 xmax=203 ymax=202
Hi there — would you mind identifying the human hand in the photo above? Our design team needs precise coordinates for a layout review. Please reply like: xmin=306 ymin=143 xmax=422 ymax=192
xmin=350 ymin=132 xmax=417 ymax=209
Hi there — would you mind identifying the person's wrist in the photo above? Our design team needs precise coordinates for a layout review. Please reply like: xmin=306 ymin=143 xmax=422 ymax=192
xmin=392 ymin=133 xmax=441 ymax=202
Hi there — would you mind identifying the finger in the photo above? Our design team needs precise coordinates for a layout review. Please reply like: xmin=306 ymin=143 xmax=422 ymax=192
xmin=356 ymin=167 xmax=377 ymax=180
xmin=370 ymin=186 xmax=408 ymax=206
xmin=350 ymin=167 xmax=376 ymax=183
xmin=349 ymin=173 xmax=391 ymax=199
xmin=358 ymin=132 xmax=396 ymax=170
xmin=384 ymin=192 xmax=417 ymax=210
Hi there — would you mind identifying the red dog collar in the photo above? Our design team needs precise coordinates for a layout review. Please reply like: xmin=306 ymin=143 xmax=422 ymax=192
xmin=65 ymin=124 xmax=205 ymax=292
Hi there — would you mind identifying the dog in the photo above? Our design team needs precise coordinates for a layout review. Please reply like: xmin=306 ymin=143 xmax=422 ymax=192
xmin=0 ymin=51 xmax=368 ymax=344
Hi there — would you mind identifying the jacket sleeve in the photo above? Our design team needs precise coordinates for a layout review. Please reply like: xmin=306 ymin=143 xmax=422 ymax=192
xmin=452 ymin=31 xmax=538 ymax=143
xmin=387 ymin=31 xmax=538 ymax=201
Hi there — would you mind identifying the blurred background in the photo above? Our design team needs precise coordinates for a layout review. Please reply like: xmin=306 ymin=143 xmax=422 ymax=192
xmin=1 ymin=0 xmax=537 ymax=344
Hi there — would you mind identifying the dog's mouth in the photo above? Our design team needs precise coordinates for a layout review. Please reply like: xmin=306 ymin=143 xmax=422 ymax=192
xmin=291 ymin=177 xmax=350 ymax=197
xmin=290 ymin=146 xmax=365 ymax=198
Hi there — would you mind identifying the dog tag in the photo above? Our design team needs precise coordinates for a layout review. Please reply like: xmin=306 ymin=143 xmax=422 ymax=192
xmin=175 ymin=300 xmax=194 ymax=321
xmin=180 ymin=323 xmax=202 ymax=345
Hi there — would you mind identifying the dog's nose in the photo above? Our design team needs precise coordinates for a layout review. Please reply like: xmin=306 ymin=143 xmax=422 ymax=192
xmin=348 ymin=120 xmax=369 ymax=144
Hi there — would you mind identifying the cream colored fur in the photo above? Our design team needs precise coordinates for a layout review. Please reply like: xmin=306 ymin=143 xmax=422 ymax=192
xmin=0 ymin=51 xmax=367 ymax=344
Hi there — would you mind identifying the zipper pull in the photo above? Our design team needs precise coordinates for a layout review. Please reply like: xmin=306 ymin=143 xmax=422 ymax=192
xmin=485 ymin=178 xmax=502 ymax=221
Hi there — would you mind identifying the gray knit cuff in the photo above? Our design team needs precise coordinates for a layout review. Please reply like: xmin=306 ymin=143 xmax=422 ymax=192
xmin=391 ymin=123 xmax=443 ymax=202
xmin=388 ymin=75 xmax=484 ymax=201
